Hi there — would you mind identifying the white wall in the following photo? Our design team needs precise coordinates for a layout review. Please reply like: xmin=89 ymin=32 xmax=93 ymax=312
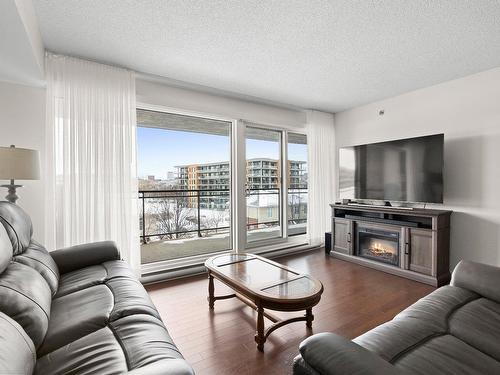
xmin=334 ymin=67 xmax=500 ymax=269
xmin=0 ymin=80 xmax=45 ymax=243
xmin=136 ymin=78 xmax=306 ymax=129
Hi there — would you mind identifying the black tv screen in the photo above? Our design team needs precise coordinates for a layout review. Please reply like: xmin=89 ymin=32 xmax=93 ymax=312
xmin=339 ymin=134 xmax=444 ymax=203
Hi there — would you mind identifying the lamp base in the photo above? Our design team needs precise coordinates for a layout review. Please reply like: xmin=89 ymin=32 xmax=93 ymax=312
xmin=1 ymin=181 xmax=22 ymax=204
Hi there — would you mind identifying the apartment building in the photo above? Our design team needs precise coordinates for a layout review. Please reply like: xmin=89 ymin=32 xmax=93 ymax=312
xmin=176 ymin=158 xmax=307 ymax=209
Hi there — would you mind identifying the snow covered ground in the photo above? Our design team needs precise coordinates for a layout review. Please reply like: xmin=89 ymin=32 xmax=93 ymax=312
xmin=140 ymin=223 xmax=306 ymax=264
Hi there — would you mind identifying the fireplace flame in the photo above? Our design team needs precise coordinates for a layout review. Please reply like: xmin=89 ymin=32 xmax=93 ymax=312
xmin=360 ymin=237 xmax=398 ymax=265
xmin=369 ymin=242 xmax=396 ymax=256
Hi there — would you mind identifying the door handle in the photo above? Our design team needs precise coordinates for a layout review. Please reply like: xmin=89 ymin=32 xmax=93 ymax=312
xmin=405 ymin=243 xmax=409 ymax=255
xmin=347 ymin=233 xmax=351 ymax=243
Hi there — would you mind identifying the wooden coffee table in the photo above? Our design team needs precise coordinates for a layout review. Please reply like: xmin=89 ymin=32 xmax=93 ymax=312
xmin=204 ymin=253 xmax=323 ymax=351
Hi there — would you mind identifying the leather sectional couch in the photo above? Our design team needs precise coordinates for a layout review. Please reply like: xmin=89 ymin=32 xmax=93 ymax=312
xmin=293 ymin=259 xmax=500 ymax=374
xmin=0 ymin=202 xmax=194 ymax=375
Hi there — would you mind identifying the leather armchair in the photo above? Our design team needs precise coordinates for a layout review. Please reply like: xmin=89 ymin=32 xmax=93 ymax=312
xmin=294 ymin=260 xmax=500 ymax=375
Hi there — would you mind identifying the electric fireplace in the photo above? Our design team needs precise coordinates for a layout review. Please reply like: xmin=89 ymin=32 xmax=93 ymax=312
xmin=356 ymin=226 xmax=400 ymax=266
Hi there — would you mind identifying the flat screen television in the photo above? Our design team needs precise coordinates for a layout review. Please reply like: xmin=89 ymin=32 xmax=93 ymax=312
xmin=339 ymin=134 xmax=444 ymax=203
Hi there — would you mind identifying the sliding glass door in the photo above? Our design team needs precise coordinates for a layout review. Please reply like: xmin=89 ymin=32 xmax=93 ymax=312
xmin=137 ymin=109 xmax=232 ymax=266
xmin=287 ymin=133 xmax=308 ymax=236
xmin=245 ymin=126 xmax=283 ymax=243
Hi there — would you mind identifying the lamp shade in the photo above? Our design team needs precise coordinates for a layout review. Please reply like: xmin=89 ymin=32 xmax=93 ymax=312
xmin=0 ymin=146 xmax=40 ymax=180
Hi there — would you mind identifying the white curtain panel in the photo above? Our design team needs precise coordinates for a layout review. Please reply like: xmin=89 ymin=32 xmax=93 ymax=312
xmin=306 ymin=110 xmax=336 ymax=247
xmin=45 ymin=53 xmax=140 ymax=276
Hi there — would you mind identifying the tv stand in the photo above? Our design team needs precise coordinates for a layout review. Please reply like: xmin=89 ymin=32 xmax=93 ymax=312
xmin=329 ymin=203 xmax=452 ymax=287
xmin=346 ymin=202 xmax=414 ymax=210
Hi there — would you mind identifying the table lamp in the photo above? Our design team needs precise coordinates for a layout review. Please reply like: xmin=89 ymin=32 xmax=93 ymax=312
xmin=0 ymin=145 xmax=40 ymax=204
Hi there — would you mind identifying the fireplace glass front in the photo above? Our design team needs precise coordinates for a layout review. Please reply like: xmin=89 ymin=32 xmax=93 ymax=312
xmin=356 ymin=227 xmax=400 ymax=266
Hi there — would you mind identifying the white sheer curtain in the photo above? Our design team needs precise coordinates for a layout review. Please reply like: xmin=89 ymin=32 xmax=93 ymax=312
xmin=306 ymin=110 xmax=336 ymax=247
xmin=45 ymin=53 xmax=140 ymax=276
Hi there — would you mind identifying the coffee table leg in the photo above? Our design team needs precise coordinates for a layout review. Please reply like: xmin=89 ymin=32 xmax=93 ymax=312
xmin=208 ymin=273 xmax=215 ymax=310
xmin=306 ymin=308 xmax=314 ymax=328
xmin=255 ymin=305 xmax=265 ymax=351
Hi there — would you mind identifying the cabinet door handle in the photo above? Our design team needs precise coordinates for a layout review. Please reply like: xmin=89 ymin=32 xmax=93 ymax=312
xmin=347 ymin=233 xmax=351 ymax=243
xmin=405 ymin=243 xmax=409 ymax=255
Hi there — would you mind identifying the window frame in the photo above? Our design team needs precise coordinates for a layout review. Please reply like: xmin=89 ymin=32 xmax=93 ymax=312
xmin=242 ymin=123 xmax=309 ymax=252
xmin=137 ymin=103 xmax=309 ymax=275
xmin=286 ymin=131 xmax=308 ymax=237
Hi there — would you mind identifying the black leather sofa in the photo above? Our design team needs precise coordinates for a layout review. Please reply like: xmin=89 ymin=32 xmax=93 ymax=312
xmin=293 ymin=260 xmax=500 ymax=374
xmin=0 ymin=202 xmax=194 ymax=375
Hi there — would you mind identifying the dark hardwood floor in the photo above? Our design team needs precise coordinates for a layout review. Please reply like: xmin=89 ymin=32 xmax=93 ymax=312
xmin=146 ymin=249 xmax=434 ymax=375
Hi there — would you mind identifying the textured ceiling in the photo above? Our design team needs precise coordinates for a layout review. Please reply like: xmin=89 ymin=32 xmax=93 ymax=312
xmin=33 ymin=0 xmax=500 ymax=112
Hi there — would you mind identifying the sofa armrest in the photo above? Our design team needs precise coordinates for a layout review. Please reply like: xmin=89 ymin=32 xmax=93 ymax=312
xmin=296 ymin=333 xmax=401 ymax=375
xmin=51 ymin=241 xmax=121 ymax=274
xmin=127 ymin=359 xmax=194 ymax=375
xmin=451 ymin=260 xmax=500 ymax=303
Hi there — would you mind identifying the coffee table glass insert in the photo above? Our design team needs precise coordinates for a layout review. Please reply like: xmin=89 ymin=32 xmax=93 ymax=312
xmin=260 ymin=276 xmax=317 ymax=298
xmin=215 ymin=256 xmax=298 ymax=287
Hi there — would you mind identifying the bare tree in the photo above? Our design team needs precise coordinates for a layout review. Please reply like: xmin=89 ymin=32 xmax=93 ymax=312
xmin=152 ymin=198 xmax=194 ymax=240
xmin=204 ymin=209 xmax=228 ymax=235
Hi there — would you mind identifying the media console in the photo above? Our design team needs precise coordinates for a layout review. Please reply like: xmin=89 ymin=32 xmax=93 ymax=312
xmin=328 ymin=203 xmax=452 ymax=286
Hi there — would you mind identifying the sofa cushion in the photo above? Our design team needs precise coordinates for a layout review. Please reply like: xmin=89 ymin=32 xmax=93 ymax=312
xmin=39 ymin=274 xmax=161 ymax=356
xmin=0 ymin=311 xmax=36 ymax=375
xmin=13 ymin=240 xmax=59 ymax=295
xmin=107 ymin=277 xmax=161 ymax=321
xmin=110 ymin=314 xmax=184 ymax=368
xmin=394 ymin=334 xmax=500 ymax=375
xmin=394 ymin=285 xmax=478 ymax=328
xmin=0 ymin=224 xmax=12 ymax=274
xmin=36 ymin=314 xmax=185 ymax=375
xmin=353 ymin=318 xmax=443 ymax=363
xmin=55 ymin=260 xmax=136 ymax=298
xmin=0 ymin=201 xmax=34 ymax=255
xmin=38 ymin=284 xmax=115 ymax=356
xmin=0 ymin=262 xmax=52 ymax=348
xmin=449 ymin=297 xmax=500 ymax=362
xmin=0 ymin=202 xmax=60 ymax=295
xmin=35 ymin=326 xmax=128 ymax=375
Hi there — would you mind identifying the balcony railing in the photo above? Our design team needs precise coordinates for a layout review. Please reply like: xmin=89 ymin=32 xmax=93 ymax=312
xmin=139 ymin=187 xmax=308 ymax=244
xmin=287 ymin=187 xmax=308 ymax=236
